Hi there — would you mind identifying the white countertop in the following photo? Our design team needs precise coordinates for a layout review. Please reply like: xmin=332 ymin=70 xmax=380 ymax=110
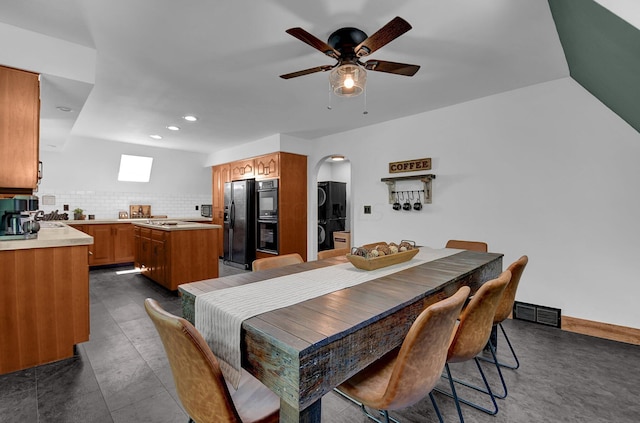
xmin=66 ymin=216 xmax=213 ymax=224
xmin=0 ymin=223 xmax=93 ymax=251
xmin=131 ymin=221 xmax=220 ymax=231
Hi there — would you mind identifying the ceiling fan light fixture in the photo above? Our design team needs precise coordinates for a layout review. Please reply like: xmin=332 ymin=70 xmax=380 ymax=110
xmin=330 ymin=64 xmax=366 ymax=97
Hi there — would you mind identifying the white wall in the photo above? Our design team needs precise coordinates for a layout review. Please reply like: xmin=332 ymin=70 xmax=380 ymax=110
xmin=38 ymin=137 xmax=211 ymax=219
xmin=307 ymin=77 xmax=640 ymax=329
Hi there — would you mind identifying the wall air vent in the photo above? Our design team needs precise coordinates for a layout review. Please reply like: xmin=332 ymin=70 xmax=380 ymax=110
xmin=513 ymin=301 xmax=561 ymax=328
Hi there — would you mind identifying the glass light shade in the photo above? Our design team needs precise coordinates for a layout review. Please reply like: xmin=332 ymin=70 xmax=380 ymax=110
xmin=329 ymin=64 xmax=366 ymax=97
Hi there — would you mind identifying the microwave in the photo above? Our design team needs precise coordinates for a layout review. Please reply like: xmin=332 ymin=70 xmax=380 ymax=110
xmin=201 ymin=204 xmax=212 ymax=218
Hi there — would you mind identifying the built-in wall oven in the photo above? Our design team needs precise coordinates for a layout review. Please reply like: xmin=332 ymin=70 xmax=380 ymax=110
xmin=256 ymin=179 xmax=279 ymax=254
xmin=257 ymin=220 xmax=278 ymax=253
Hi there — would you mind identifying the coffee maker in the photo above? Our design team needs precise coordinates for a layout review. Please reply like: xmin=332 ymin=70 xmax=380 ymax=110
xmin=0 ymin=195 xmax=40 ymax=240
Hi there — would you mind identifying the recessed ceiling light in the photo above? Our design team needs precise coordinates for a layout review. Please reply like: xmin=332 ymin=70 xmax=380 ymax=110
xmin=183 ymin=115 xmax=198 ymax=122
xmin=149 ymin=134 xmax=162 ymax=140
xmin=331 ymin=155 xmax=345 ymax=161
xmin=56 ymin=106 xmax=73 ymax=112
xmin=167 ymin=125 xmax=180 ymax=131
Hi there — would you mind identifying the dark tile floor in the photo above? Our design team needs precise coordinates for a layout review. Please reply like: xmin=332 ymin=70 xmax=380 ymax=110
xmin=1 ymin=262 xmax=639 ymax=423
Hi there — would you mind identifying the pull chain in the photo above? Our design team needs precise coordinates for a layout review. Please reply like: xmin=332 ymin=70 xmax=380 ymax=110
xmin=363 ymin=87 xmax=368 ymax=115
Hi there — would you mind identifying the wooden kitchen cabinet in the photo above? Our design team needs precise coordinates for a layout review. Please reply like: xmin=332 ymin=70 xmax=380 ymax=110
xmin=70 ymin=223 xmax=134 ymax=266
xmin=134 ymin=224 xmax=220 ymax=291
xmin=113 ymin=223 xmax=135 ymax=263
xmin=150 ymin=230 xmax=167 ymax=286
xmin=230 ymin=158 xmax=255 ymax=180
xmin=210 ymin=151 xmax=307 ymax=261
xmin=255 ymin=153 xmax=279 ymax=179
xmin=0 ymin=66 xmax=40 ymax=192
xmin=212 ymin=163 xmax=230 ymax=256
xmin=0 ymin=244 xmax=89 ymax=374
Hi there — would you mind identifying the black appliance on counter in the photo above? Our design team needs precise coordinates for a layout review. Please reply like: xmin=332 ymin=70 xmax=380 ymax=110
xmin=223 ymin=179 xmax=256 ymax=269
xmin=200 ymin=204 xmax=212 ymax=218
xmin=256 ymin=179 xmax=278 ymax=254
xmin=0 ymin=196 xmax=40 ymax=240
xmin=318 ymin=181 xmax=347 ymax=251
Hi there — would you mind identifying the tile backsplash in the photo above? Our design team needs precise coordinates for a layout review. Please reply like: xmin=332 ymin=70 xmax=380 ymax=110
xmin=37 ymin=190 xmax=211 ymax=220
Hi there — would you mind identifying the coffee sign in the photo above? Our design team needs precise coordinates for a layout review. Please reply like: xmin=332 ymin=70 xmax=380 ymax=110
xmin=389 ymin=158 xmax=431 ymax=174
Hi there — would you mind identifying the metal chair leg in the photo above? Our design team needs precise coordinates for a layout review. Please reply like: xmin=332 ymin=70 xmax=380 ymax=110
xmin=429 ymin=392 xmax=445 ymax=423
xmin=436 ymin=359 xmax=500 ymax=420
xmin=450 ymin=340 xmax=508 ymax=399
xmin=337 ymin=387 xmax=441 ymax=423
xmin=479 ymin=322 xmax=521 ymax=370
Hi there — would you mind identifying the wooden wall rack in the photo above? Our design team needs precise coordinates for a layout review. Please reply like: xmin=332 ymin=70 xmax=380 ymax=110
xmin=381 ymin=174 xmax=436 ymax=204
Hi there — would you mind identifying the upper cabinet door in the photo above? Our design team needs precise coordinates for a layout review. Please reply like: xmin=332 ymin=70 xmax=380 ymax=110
xmin=255 ymin=153 xmax=279 ymax=179
xmin=0 ymin=66 xmax=40 ymax=191
xmin=230 ymin=159 xmax=255 ymax=180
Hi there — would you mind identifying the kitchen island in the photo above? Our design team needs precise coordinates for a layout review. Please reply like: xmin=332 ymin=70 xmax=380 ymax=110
xmin=132 ymin=221 xmax=220 ymax=291
xmin=68 ymin=217 xmax=212 ymax=267
xmin=0 ymin=223 xmax=93 ymax=375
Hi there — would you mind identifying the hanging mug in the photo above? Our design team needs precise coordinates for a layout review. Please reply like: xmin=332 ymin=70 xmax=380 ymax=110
xmin=402 ymin=192 xmax=412 ymax=211
xmin=413 ymin=191 xmax=422 ymax=211
xmin=392 ymin=192 xmax=401 ymax=211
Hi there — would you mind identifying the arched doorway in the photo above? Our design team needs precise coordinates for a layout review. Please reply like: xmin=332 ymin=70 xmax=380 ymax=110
xmin=315 ymin=155 xmax=352 ymax=258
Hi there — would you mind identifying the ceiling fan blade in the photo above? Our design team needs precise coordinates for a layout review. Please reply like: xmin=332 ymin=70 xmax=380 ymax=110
xmin=280 ymin=65 xmax=334 ymax=79
xmin=355 ymin=16 xmax=412 ymax=57
xmin=286 ymin=27 xmax=341 ymax=59
xmin=363 ymin=60 xmax=420 ymax=76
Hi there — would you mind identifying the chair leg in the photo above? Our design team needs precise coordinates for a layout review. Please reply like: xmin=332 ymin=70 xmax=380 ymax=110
xmin=440 ymin=340 xmax=508 ymax=400
xmin=436 ymin=359 xmax=500 ymax=419
xmin=444 ymin=363 xmax=466 ymax=423
xmin=479 ymin=323 xmax=520 ymax=370
xmin=429 ymin=392 xmax=445 ymax=423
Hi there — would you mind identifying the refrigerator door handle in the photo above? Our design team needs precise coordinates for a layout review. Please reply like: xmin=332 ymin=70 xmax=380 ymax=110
xmin=230 ymin=201 xmax=235 ymax=229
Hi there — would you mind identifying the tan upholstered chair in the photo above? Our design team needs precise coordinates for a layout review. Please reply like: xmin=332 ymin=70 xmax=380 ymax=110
xmin=483 ymin=255 xmax=529 ymax=370
xmin=317 ymin=247 xmax=350 ymax=260
xmin=251 ymin=253 xmax=304 ymax=271
xmin=144 ymin=298 xmax=279 ymax=423
xmin=445 ymin=239 xmax=488 ymax=252
xmin=438 ymin=270 xmax=511 ymax=422
xmin=336 ymin=286 xmax=471 ymax=423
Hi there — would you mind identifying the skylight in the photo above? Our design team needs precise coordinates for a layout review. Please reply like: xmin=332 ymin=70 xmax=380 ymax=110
xmin=118 ymin=154 xmax=153 ymax=182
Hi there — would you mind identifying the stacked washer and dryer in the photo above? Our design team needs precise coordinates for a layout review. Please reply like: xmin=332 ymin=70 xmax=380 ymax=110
xmin=317 ymin=181 xmax=347 ymax=251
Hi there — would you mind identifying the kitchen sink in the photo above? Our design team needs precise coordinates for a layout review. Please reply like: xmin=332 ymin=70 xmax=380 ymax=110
xmin=40 ymin=222 xmax=65 ymax=228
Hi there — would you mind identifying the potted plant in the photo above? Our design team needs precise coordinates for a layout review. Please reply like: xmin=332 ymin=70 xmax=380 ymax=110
xmin=73 ymin=208 xmax=85 ymax=220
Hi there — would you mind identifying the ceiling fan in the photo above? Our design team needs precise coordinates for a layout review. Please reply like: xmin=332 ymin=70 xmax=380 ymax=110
xmin=280 ymin=16 xmax=420 ymax=97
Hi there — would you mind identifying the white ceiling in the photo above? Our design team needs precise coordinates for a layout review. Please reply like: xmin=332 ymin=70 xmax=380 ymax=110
xmin=0 ymin=0 xmax=569 ymax=154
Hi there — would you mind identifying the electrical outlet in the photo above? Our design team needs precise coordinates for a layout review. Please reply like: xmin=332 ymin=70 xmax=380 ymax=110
xmin=63 ymin=204 xmax=69 ymax=211
xmin=195 ymin=205 xmax=199 ymax=210
xmin=364 ymin=205 xmax=371 ymax=214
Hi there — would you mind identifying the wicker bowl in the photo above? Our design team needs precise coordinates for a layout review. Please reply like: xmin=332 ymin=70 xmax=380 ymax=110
xmin=346 ymin=241 xmax=419 ymax=271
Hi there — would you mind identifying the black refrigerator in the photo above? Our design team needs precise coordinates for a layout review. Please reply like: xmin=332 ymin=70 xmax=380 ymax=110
xmin=223 ymin=179 xmax=256 ymax=269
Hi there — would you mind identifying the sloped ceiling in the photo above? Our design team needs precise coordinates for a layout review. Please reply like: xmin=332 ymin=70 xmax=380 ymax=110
xmin=0 ymin=0 xmax=569 ymax=154
xmin=549 ymin=0 xmax=640 ymax=134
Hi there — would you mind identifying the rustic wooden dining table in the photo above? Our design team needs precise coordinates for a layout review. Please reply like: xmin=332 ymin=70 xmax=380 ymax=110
xmin=179 ymin=249 xmax=502 ymax=423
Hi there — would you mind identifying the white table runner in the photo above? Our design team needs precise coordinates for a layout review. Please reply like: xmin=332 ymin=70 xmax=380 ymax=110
xmin=195 ymin=247 xmax=459 ymax=388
